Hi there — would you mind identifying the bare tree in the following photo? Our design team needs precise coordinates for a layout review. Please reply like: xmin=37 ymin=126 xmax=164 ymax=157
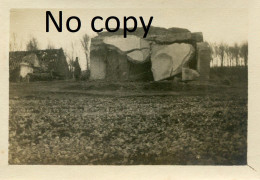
xmin=80 ymin=34 xmax=91 ymax=70
xmin=228 ymin=46 xmax=235 ymax=66
xmin=9 ymin=33 xmax=22 ymax=51
xmin=217 ymin=43 xmax=227 ymax=67
xmin=207 ymin=42 xmax=218 ymax=67
xmin=206 ymin=42 xmax=248 ymax=67
xmin=225 ymin=46 xmax=233 ymax=67
xmin=206 ymin=42 xmax=214 ymax=66
xmin=26 ymin=37 xmax=39 ymax=51
xmin=47 ymin=41 xmax=55 ymax=49
xmin=231 ymin=43 xmax=240 ymax=66
xmin=65 ymin=42 xmax=77 ymax=78
xmin=9 ymin=33 xmax=17 ymax=51
xmin=240 ymin=42 xmax=248 ymax=66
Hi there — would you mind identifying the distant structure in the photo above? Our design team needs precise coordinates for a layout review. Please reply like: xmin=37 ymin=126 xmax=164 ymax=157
xmin=90 ymin=26 xmax=211 ymax=82
xmin=9 ymin=48 xmax=69 ymax=82
xmin=73 ymin=57 xmax=81 ymax=80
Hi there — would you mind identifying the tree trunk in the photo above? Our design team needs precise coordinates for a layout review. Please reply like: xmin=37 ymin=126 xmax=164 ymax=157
xmin=244 ymin=56 xmax=248 ymax=66
xmin=221 ymin=56 xmax=224 ymax=67
xmin=86 ymin=54 xmax=89 ymax=70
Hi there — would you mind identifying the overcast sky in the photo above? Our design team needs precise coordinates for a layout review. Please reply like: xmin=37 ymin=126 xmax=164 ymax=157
xmin=10 ymin=8 xmax=248 ymax=70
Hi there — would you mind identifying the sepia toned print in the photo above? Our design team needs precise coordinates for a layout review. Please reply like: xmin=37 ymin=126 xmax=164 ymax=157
xmin=9 ymin=8 xmax=248 ymax=165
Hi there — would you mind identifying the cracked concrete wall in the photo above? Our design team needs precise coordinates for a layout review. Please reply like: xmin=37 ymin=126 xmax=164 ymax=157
xmin=90 ymin=50 xmax=107 ymax=80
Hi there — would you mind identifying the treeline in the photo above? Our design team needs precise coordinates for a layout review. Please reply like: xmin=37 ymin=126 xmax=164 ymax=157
xmin=208 ymin=41 xmax=248 ymax=67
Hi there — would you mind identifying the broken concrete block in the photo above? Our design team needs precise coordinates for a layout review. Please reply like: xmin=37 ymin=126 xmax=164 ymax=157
xmin=151 ymin=43 xmax=195 ymax=81
xmin=97 ymin=26 xmax=190 ymax=39
xmin=92 ymin=35 xmax=151 ymax=64
xmin=191 ymin=32 xmax=203 ymax=42
xmin=96 ymin=27 xmax=192 ymax=45
xmin=103 ymin=35 xmax=150 ymax=52
xmin=182 ymin=68 xmax=200 ymax=81
xmin=147 ymin=32 xmax=192 ymax=44
xmin=196 ymin=42 xmax=211 ymax=81
xmin=127 ymin=49 xmax=150 ymax=63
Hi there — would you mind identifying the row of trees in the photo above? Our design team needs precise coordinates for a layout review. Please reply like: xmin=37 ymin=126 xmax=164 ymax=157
xmin=208 ymin=42 xmax=248 ymax=67
xmin=9 ymin=34 xmax=56 ymax=52
xmin=10 ymin=33 xmax=248 ymax=71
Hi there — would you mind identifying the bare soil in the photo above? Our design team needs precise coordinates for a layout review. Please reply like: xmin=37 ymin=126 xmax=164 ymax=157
xmin=9 ymin=80 xmax=247 ymax=165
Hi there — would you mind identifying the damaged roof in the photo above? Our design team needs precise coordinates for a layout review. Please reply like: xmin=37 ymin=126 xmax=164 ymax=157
xmin=9 ymin=48 xmax=67 ymax=72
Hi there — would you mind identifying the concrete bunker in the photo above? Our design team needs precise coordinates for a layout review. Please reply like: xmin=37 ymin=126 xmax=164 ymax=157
xmin=90 ymin=26 xmax=211 ymax=82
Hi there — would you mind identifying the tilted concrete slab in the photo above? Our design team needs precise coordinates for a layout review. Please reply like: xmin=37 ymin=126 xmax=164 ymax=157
xmin=103 ymin=35 xmax=150 ymax=52
xmin=126 ymin=48 xmax=150 ymax=63
xmin=191 ymin=32 xmax=203 ymax=42
xmin=151 ymin=43 xmax=195 ymax=81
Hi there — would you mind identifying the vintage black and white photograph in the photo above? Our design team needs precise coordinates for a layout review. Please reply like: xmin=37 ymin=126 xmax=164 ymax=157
xmin=8 ymin=8 xmax=248 ymax=165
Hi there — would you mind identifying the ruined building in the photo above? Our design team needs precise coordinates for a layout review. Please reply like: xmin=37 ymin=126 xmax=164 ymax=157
xmin=9 ymin=48 xmax=69 ymax=82
xmin=90 ymin=26 xmax=211 ymax=82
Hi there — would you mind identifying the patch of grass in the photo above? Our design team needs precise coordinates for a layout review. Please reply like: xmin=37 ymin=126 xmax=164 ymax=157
xmin=210 ymin=66 xmax=248 ymax=85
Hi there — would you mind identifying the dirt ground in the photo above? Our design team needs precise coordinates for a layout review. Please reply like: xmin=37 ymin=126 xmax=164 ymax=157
xmin=9 ymin=80 xmax=247 ymax=165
